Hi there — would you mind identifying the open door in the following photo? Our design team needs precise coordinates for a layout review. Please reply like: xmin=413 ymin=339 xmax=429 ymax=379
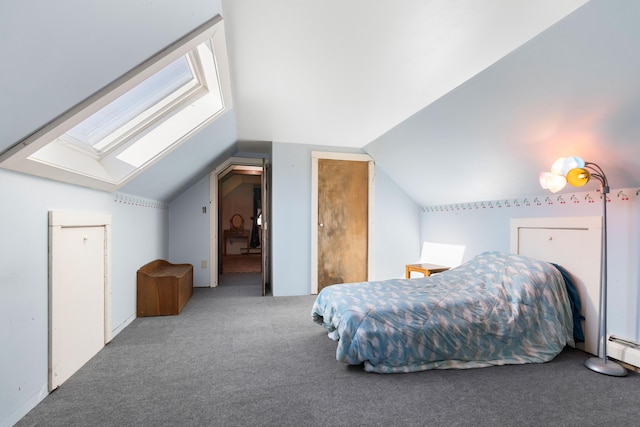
xmin=261 ymin=158 xmax=272 ymax=295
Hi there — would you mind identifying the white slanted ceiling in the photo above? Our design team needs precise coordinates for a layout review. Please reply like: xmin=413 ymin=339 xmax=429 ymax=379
xmin=220 ymin=0 xmax=640 ymax=207
xmin=222 ymin=0 xmax=590 ymax=147
xmin=5 ymin=0 xmax=640 ymax=204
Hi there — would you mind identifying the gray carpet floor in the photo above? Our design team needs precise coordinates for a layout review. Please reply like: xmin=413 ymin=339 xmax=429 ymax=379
xmin=17 ymin=273 xmax=640 ymax=426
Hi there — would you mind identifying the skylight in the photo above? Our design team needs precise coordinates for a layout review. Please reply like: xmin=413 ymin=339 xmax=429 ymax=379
xmin=0 ymin=16 xmax=232 ymax=192
xmin=63 ymin=56 xmax=195 ymax=153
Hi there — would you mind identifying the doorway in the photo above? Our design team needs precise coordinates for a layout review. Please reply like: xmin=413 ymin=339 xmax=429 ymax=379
xmin=210 ymin=157 xmax=271 ymax=295
xmin=311 ymin=152 xmax=374 ymax=294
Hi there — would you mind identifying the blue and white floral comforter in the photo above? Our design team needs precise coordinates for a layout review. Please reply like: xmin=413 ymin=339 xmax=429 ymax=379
xmin=312 ymin=251 xmax=575 ymax=373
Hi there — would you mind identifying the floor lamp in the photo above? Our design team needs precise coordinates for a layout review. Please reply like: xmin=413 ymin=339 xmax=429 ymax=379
xmin=540 ymin=156 xmax=627 ymax=377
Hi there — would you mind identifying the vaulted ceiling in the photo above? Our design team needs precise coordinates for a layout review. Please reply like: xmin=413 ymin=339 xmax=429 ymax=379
xmin=220 ymin=0 xmax=640 ymax=207
xmin=222 ymin=0 xmax=589 ymax=148
xmin=3 ymin=0 xmax=640 ymax=205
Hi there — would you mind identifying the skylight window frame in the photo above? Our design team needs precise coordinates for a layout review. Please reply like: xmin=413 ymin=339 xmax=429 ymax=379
xmin=0 ymin=16 xmax=232 ymax=192
xmin=57 ymin=51 xmax=204 ymax=159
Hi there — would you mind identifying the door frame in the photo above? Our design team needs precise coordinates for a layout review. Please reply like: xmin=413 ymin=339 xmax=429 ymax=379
xmin=311 ymin=151 xmax=375 ymax=294
xmin=209 ymin=156 xmax=267 ymax=288
xmin=48 ymin=210 xmax=112 ymax=391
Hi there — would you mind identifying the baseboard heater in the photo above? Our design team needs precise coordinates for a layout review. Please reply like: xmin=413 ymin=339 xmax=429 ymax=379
xmin=608 ymin=336 xmax=640 ymax=369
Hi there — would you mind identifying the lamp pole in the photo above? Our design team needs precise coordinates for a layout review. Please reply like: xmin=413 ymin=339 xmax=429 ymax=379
xmin=583 ymin=163 xmax=626 ymax=376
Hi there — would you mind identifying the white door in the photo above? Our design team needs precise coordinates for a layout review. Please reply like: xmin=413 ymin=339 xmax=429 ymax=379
xmin=49 ymin=211 xmax=111 ymax=391
xmin=511 ymin=216 xmax=602 ymax=356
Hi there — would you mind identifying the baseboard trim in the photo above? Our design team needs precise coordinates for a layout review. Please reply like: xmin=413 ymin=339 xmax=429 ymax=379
xmin=2 ymin=383 xmax=48 ymax=427
xmin=608 ymin=336 xmax=640 ymax=370
xmin=111 ymin=313 xmax=136 ymax=338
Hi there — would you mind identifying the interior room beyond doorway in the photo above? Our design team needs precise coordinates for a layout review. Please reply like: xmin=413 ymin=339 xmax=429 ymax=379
xmin=219 ymin=166 xmax=262 ymax=276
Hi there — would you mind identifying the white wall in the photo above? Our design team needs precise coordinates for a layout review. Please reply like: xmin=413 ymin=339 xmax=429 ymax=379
xmin=372 ymin=167 xmax=422 ymax=280
xmin=271 ymin=142 xmax=420 ymax=296
xmin=364 ymin=0 xmax=640 ymax=208
xmin=0 ymin=169 xmax=168 ymax=427
xmin=420 ymin=187 xmax=640 ymax=344
xmin=169 ymin=175 xmax=211 ymax=287
xmin=271 ymin=142 xmax=323 ymax=296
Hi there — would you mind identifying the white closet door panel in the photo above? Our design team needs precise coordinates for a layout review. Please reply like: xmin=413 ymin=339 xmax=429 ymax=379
xmin=512 ymin=216 xmax=602 ymax=356
xmin=50 ymin=225 xmax=105 ymax=390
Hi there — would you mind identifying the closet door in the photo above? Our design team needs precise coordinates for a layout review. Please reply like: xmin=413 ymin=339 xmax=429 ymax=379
xmin=311 ymin=152 xmax=374 ymax=294
xmin=317 ymin=159 xmax=369 ymax=292
xmin=511 ymin=216 xmax=601 ymax=356
xmin=49 ymin=211 xmax=111 ymax=391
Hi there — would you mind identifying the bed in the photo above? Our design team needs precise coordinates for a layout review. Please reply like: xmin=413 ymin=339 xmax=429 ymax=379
xmin=312 ymin=251 xmax=580 ymax=373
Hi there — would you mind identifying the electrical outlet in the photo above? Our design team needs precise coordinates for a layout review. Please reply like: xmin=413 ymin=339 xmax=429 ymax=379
xmin=201 ymin=260 xmax=207 ymax=268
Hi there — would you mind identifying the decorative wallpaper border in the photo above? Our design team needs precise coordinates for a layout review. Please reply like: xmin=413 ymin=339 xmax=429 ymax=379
xmin=113 ymin=192 xmax=168 ymax=210
xmin=422 ymin=188 xmax=640 ymax=213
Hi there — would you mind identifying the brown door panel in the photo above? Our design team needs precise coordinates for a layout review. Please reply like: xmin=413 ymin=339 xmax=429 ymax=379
xmin=317 ymin=159 xmax=368 ymax=291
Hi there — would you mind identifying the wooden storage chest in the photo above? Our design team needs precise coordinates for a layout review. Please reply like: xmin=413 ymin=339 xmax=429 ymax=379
xmin=137 ymin=259 xmax=193 ymax=317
